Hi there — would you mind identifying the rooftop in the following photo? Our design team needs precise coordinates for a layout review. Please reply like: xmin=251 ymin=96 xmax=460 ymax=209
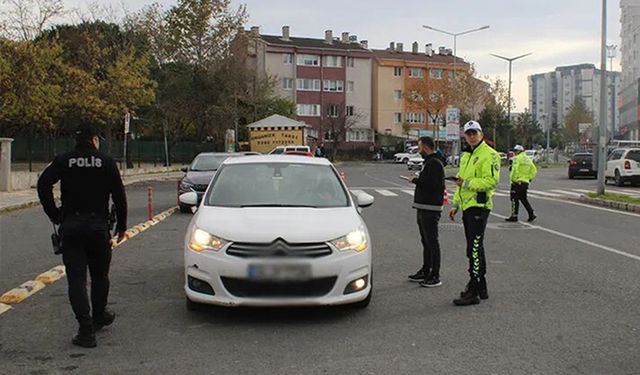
xmin=258 ymin=34 xmax=369 ymax=51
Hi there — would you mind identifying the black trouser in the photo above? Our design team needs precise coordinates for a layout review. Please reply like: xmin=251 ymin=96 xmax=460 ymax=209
xmin=60 ymin=215 xmax=112 ymax=325
xmin=510 ymin=182 xmax=534 ymax=218
xmin=462 ymin=208 xmax=489 ymax=288
xmin=417 ymin=210 xmax=441 ymax=278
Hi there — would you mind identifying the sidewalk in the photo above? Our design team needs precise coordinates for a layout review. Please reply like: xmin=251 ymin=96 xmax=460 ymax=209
xmin=0 ymin=168 xmax=184 ymax=213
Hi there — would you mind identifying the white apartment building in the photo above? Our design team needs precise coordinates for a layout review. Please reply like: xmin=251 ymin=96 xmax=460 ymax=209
xmin=620 ymin=0 xmax=640 ymax=140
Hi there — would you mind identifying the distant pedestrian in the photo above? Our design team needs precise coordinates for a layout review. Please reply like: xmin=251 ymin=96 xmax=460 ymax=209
xmin=406 ymin=136 xmax=445 ymax=287
xmin=505 ymin=145 xmax=537 ymax=222
xmin=449 ymin=121 xmax=500 ymax=306
xmin=37 ymin=123 xmax=127 ymax=348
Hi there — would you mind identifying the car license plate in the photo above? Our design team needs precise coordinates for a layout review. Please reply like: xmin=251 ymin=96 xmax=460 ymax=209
xmin=580 ymin=169 xmax=589 ymax=172
xmin=248 ymin=264 xmax=311 ymax=281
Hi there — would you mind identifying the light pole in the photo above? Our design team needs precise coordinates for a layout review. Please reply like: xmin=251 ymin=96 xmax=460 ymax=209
xmin=596 ymin=0 xmax=608 ymax=195
xmin=541 ymin=113 xmax=551 ymax=161
xmin=490 ymin=52 xmax=532 ymax=149
xmin=606 ymin=44 xmax=617 ymax=138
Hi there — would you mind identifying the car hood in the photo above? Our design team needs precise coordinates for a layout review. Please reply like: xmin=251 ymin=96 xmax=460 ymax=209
xmin=193 ymin=206 xmax=363 ymax=243
xmin=184 ymin=170 xmax=216 ymax=185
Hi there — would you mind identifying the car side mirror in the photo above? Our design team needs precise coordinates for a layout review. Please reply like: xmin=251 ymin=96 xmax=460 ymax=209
xmin=181 ymin=166 xmax=189 ymax=173
xmin=355 ymin=192 xmax=374 ymax=208
xmin=179 ymin=192 xmax=198 ymax=206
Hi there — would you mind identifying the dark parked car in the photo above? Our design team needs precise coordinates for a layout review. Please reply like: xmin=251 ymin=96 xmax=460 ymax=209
xmin=568 ymin=153 xmax=597 ymax=179
xmin=178 ymin=152 xmax=258 ymax=212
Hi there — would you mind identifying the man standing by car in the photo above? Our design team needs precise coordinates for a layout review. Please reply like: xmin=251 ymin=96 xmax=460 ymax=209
xmin=407 ymin=136 xmax=445 ymax=287
xmin=449 ymin=121 xmax=500 ymax=306
xmin=37 ymin=123 xmax=127 ymax=348
xmin=506 ymin=145 xmax=537 ymax=222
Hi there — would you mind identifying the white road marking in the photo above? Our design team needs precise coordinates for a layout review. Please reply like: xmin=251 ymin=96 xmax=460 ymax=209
xmin=529 ymin=189 xmax=562 ymax=197
xmin=494 ymin=192 xmax=508 ymax=197
xmin=498 ymin=189 xmax=512 ymax=194
xmin=608 ymin=188 xmax=640 ymax=196
xmin=402 ymin=190 xmax=414 ymax=196
xmin=375 ymin=189 xmax=398 ymax=197
xmin=550 ymin=189 xmax=582 ymax=197
xmin=572 ymin=189 xmax=593 ymax=193
xmin=490 ymin=212 xmax=640 ymax=262
xmin=349 ymin=190 xmax=366 ymax=196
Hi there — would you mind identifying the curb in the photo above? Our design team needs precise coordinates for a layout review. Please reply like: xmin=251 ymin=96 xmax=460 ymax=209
xmin=570 ymin=194 xmax=640 ymax=214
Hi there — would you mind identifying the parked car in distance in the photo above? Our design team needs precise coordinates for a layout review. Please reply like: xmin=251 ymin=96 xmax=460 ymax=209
xmin=284 ymin=150 xmax=313 ymax=157
xmin=605 ymin=148 xmax=640 ymax=186
xmin=498 ymin=152 xmax=507 ymax=165
xmin=179 ymin=155 xmax=374 ymax=309
xmin=178 ymin=152 xmax=255 ymax=213
xmin=525 ymin=150 xmax=542 ymax=163
xmin=269 ymin=145 xmax=311 ymax=155
xmin=568 ymin=153 xmax=597 ymax=179
xmin=407 ymin=154 xmax=423 ymax=170
xmin=394 ymin=146 xmax=419 ymax=164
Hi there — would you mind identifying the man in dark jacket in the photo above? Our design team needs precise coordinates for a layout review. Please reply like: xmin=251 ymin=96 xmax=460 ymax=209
xmin=37 ymin=123 xmax=127 ymax=348
xmin=407 ymin=136 xmax=445 ymax=287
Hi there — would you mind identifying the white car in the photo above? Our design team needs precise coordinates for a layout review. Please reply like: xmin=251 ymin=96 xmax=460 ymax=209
xmin=179 ymin=155 xmax=374 ymax=309
xmin=525 ymin=150 xmax=542 ymax=163
xmin=605 ymin=148 xmax=640 ymax=186
xmin=407 ymin=155 xmax=424 ymax=170
xmin=394 ymin=146 xmax=419 ymax=164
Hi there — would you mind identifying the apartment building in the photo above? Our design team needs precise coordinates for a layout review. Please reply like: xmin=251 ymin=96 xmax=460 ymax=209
xmin=246 ymin=26 xmax=373 ymax=146
xmin=620 ymin=0 xmax=640 ymax=140
xmin=529 ymin=64 xmax=621 ymax=135
xmin=372 ymin=42 xmax=468 ymax=138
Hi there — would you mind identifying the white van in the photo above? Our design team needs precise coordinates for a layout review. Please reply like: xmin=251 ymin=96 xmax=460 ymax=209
xmin=268 ymin=145 xmax=311 ymax=155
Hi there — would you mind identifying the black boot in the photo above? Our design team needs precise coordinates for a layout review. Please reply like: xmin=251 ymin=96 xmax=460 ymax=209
xmin=72 ymin=323 xmax=96 ymax=348
xmin=454 ymin=280 xmax=480 ymax=306
xmin=504 ymin=216 xmax=518 ymax=222
xmin=478 ymin=277 xmax=489 ymax=300
xmin=93 ymin=308 xmax=116 ymax=331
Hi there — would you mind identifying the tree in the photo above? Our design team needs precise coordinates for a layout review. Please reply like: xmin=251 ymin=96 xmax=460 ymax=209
xmin=512 ymin=110 xmax=543 ymax=148
xmin=452 ymin=65 xmax=490 ymax=121
xmin=322 ymin=104 xmax=362 ymax=161
xmin=563 ymin=97 xmax=594 ymax=144
xmin=405 ymin=73 xmax=454 ymax=145
xmin=0 ymin=0 xmax=64 ymax=41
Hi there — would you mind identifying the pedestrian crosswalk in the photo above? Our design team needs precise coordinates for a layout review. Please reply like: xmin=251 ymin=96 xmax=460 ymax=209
xmin=348 ymin=186 xmax=640 ymax=200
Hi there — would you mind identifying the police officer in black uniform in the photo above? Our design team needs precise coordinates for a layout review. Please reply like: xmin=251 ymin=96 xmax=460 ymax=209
xmin=37 ymin=123 xmax=127 ymax=348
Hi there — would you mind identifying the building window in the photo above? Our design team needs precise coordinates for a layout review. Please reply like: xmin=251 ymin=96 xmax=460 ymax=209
xmin=282 ymin=78 xmax=294 ymax=90
xmin=430 ymin=69 xmax=443 ymax=79
xmin=323 ymin=56 xmax=343 ymax=68
xmin=297 ymin=54 xmax=320 ymax=66
xmin=409 ymin=68 xmax=424 ymax=78
xmin=394 ymin=67 xmax=403 ymax=77
xmin=297 ymin=104 xmax=321 ymax=117
xmin=393 ymin=90 xmax=403 ymax=100
xmin=327 ymin=104 xmax=339 ymax=117
xmin=283 ymin=53 xmax=293 ymax=65
xmin=394 ymin=113 xmax=402 ymax=124
xmin=347 ymin=81 xmax=354 ymax=93
xmin=323 ymin=80 xmax=344 ymax=92
xmin=297 ymin=79 xmax=321 ymax=91
xmin=347 ymin=57 xmax=355 ymax=67
xmin=406 ymin=112 xmax=426 ymax=124
xmin=346 ymin=106 xmax=354 ymax=116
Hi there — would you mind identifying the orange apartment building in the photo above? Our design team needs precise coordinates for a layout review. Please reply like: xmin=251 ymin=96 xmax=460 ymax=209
xmin=372 ymin=42 xmax=469 ymax=138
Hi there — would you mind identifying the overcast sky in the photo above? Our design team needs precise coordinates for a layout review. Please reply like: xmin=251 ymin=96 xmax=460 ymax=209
xmin=55 ymin=0 xmax=624 ymax=112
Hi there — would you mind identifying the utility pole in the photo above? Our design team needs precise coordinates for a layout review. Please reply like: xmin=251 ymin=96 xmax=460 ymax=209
xmin=491 ymin=53 xmax=533 ymax=149
xmin=596 ymin=0 xmax=608 ymax=195
xmin=607 ymin=44 xmax=617 ymax=138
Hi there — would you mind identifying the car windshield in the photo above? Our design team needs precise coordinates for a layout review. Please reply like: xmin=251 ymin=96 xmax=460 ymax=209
xmin=206 ymin=163 xmax=349 ymax=208
xmin=190 ymin=155 xmax=231 ymax=171
xmin=574 ymin=154 xmax=592 ymax=162
xmin=627 ymin=150 xmax=640 ymax=162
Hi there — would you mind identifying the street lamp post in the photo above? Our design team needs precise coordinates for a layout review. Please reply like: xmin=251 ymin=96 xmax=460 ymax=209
xmin=606 ymin=44 xmax=617 ymax=138
xmin=596 ymin=0 xmax=608 ymax=195
xmin=490 ymin=52 xmax=533 ymax=149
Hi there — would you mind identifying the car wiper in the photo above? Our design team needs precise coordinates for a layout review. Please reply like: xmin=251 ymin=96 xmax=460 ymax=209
xmin=239 ymin=204 xmax=319 ymax=208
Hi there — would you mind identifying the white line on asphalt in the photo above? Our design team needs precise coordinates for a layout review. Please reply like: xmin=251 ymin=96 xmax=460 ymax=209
xmin=494 ymin=192 xmax=508 ymax=197
xmin=490 ymin=212 xmax=640 ymax=262
xmin=521 ymin=194 xmax=640 ymax=218
xmin=550 ymin=189 xmax=582 ymax=197
xmin=572 ymin=189 xmax=593 ymax=193
xmin=376 ymin=189 xmax=398 ymax=197
xmin=528 ymin=190 xmax=562 ymax=197
xmin=498 ymin=189 xmax=511 ymax=194
xmin=608 ymin=188 xmax=640 ymax=196
xmin=402 ymin=190 xmax=414 ymax=196
xmin=349 ymin=190 xmax=366 ymax=196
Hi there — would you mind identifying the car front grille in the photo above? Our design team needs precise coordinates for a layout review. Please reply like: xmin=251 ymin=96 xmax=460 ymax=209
xmin=220 ymin=276 xmax=337 ymax=298
xmin=227 ymin=240 xmax=332 ymax=258
xmin=192 ymin=184 xmax=209 ymax=192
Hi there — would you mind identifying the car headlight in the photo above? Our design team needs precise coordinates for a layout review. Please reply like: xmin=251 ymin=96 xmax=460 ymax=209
xmin=188 ymin=228 xmax=228 ymax=252
xmin=331 ymin=228 xmax=368 ymax=252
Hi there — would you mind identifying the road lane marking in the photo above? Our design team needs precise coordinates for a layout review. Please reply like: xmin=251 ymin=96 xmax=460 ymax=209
xmin=494 ymin=192 xmax=508 ymax=197
xmin=528 ymin=190 xmax=562 ymax=197
xmin=550 ymin=189 xmax=582 ymax=197
xmin=490 ymin=212 xmax=640 ymax=262
xmin=0 ymin=206 xmax=178 ymax=316
xmin=572 ymin=189 xmax=592 ymax=193
xmin=375 ymin=189 xmax=398 ymax=197
xmin=402 ymin=190 xmax=414 ymax=196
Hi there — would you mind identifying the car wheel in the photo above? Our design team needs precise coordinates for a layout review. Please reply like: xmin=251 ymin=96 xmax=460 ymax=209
xmin=402 ymin=158 xmax=409 ymax=164
xmin=568 ymin=172 xmax=574 ymax=179
xmin=179 ymin=204 xmax=192 ymax=213
xmin=186 ymin=296 xmax=201 ymax=311
xmin=615 ymin=170 xmax=624 ymax=186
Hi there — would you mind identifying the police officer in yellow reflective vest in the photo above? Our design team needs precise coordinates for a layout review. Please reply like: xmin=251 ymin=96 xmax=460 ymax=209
xmin=506 ymin=145 xmax=537 ymax=222
xmin=449 ymin=121 xmax=500 ymax=306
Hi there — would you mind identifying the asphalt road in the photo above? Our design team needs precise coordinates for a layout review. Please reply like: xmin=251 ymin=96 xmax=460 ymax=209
xmin=1 ymin=163 xmax=639 ymax=374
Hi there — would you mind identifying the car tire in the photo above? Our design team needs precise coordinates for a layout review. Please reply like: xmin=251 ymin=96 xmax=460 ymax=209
xmin=179 ymin=204 xmax=192 ymax=213
xmin=402 ymin=158 xmax=409 ymax=164
xmin=186 ymin=296 xmax=201 ymax=311
xmin=615 ymin=170 xmax=624 ymax=187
